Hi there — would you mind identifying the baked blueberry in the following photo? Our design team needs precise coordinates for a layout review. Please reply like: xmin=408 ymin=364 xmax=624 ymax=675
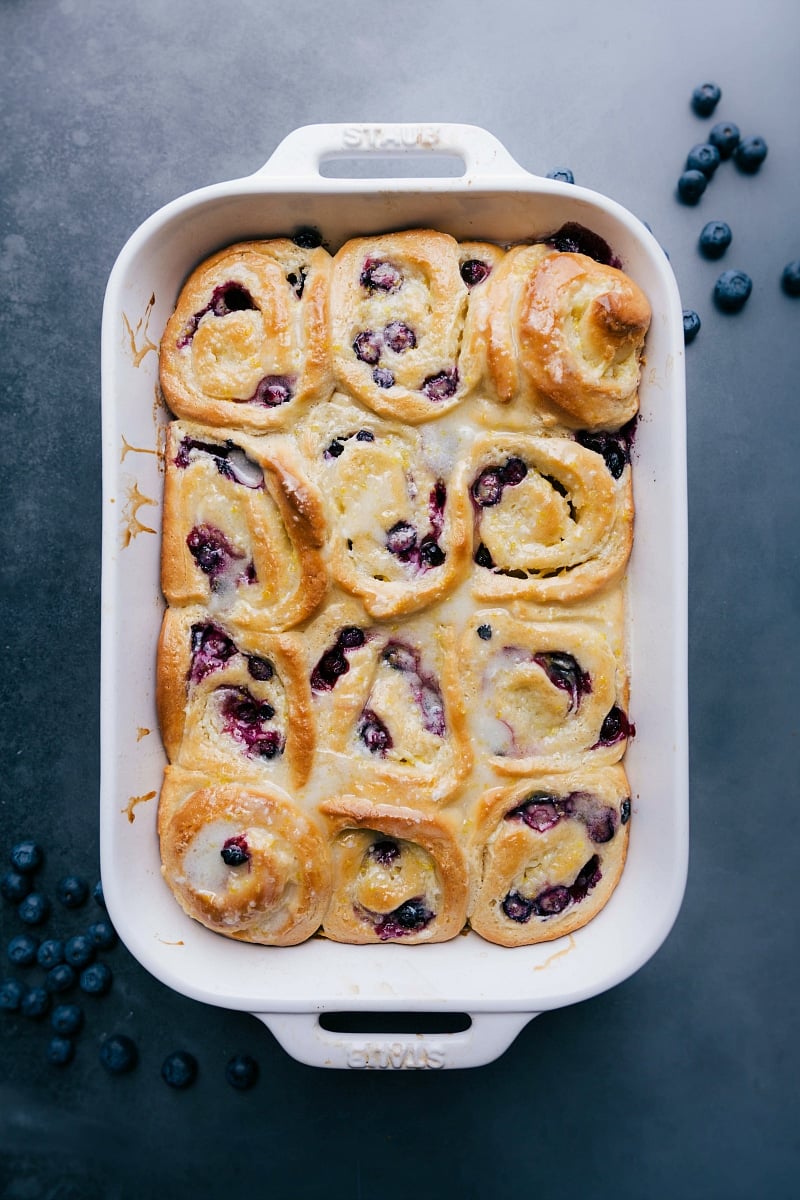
xmin=369 ymin=840 xmax=400 ymax=866
xmin=225 ymin=1053 xmax=259 ymax=1090
xmin=353 ymin=329 xmax=382 ymax=365
xmin=460 ymin=259 xmax=491 ymax=287
xmin=733 ymin=136 xmax=768 ymax=173
xmin=7 ymin=934 xmax=39 ymax=967
xmin=209 ymin=282 xmax=256 ymax=316
xmin=686 ymin=143 xmax=720 ymax=178
xmin=385 ymin=521 xmax=418 ymax=558
xmin=699 ymin=220 xmax=732 ymax=259
xmin=251 ymin=375 xmax=293 ymax=407
xmin=47 ymin=1036 xmax=75 ymax=1066
xmin=508 ymin=795 xmax=563 ymax=833
xmin=691 ymin=82 xmax=721 ymax=117
xmin=575 ymin=428 xmax=632 ymax=478
xmin=51 ymin=1003 xmax=84 ymax=1036
xmin=620 ymin=798 xmax=632 ymax=825
xmin=18 ymin=893 xmax=50 ymax=926
xmin=781 ymin=261 xmax=800 ymax=297
xmin=533 ymin=651 xmax=590 ymax=709
xmin=585 ymin=808 xmax=617 ymax=844
xmin=360 ymin=259 xmax=402 ymax=292
xmin=219 ymin=689 xmax=282 ymax=760
xmin=714 ymin=269 xmax=752 ymax=313
xmin=37 ymin=939 xmax=65 ymax=969
xmin=0 ymin=978 xmax=24 ymax=1011
xmin=247 ymin=655 xmax=274 ymax=682
xmin=382 ymin=643 xmax=418 ymax=673
xmin=45 ymin=964 xmax=76 ymax=993
xmin=545 ymin=222 xmax=619 ymax=267
xmin=709 ymin=121 xmax=740 ymax=160
xmin=532 ymin=885 xmax=571 ymax=916
xmin=65 ymin=935 xmax=95 ymax=969
xmin=292 ymin=227 xmax=323 ymax=249
xmin=569 ymin=855 xmax=602 ymax=902
xmin=56 ymin=876 xmax=89 ymax=909
xmin=474 ymin=543 xmax=495 ymax=569
xmin=186 ymin=524 xmax=241 ymax=581
xmin=418 ymin=537 xmax=445 ymax=568
xmin=1 ymin=870 xmax=32 ymax=903
xmin=546 ymin=168 xmax=575 ymax=183
xmin=502 ymin=457 xmax=528 ymax=486
xmin=421 ymin=369 xmax=458 ymax=401
xmin=372 ymin=367 xmax=395 ymax=389
xmin=221 ymin=836 xmax=249 ymax=868
xmin=477 ymin=624 xmax=492 ymax=641
xmin=80 ymin=962 xmax=112 ymax=996
xmin=596 ymin=706 xmax=632 ymax=746
xmin=10 ymin=840 xmax=43 ymax=874
xmin=358 ymin=710 xmax=393 ymax=755
xmin=393 ymin=899 xmax=431 ymax=930
xmin=682 ymin=309 xmax=702 ymax=344
xmin=87 ymin=920 xmax=118 ymax=950
xmin=100 ymin=1033 xmax=138 ymax=1074
xmin=161 ymin=1050 xmax=198 ymax=1089
xmin=355 ymin=429 xmax=374 ymax=442
xmin=502 ymin=892 xmax=534 ymax=923
xmin=676 ymin=169 xmax=707 ymax=205
xmin=383 ymin=321 xmax=416 ymax=353
xmin=311 ymin=627 xmax=366 ymax=692
xmin=472 ymin=468 xmax=504 ymax=507
xmin=21 ymin=985 xmax=50 ymax=1019
xmin=286 ymin=268 xmax=307 ymax=299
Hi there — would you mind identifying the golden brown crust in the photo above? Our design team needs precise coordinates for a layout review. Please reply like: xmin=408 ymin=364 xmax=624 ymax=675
xmin=319 ymin=795 xmax=470 ymax=944
xmin=160 ymin=240 xmax=333 ymax=432
xmin=469 ymin=765 xmax=631 ymax=946
xmin=160 ymin=421 xmax=328 ymax=630
xmin=158 ymin=767 xmax=331 ymax=945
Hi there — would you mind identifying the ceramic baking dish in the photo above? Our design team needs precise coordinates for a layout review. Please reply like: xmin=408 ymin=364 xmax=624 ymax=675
xmin=100 ymin=123 xmax=688 ymax=1070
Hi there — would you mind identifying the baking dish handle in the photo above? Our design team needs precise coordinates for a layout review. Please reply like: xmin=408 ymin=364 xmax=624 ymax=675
xmin=256 ymin=122 xmax=529 ymax=181
xmin=255 ymin=1011 xmax=538 ymax=1070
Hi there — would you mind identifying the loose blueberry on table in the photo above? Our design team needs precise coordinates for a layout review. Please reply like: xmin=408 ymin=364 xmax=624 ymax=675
xmin=100 ymin=1033 xmax=138 ymax=1074
xmin=37 ymin=939 xmax=65 ymax=969
xmin=162 ymin=1050 xmax=199 ymax=1089
xmin=21 ymin=986 xmax=50 ymax=1019
xmin=10 ymin=841 xmax=44 ymax=874
xmin=65 ymin=934 xmax=95 ymax=969
xmin=709 ymin=121 xmax=740 ymax=160
xmin=47 ymin=1036 xmax=75 ymax=1067
xmin=46 ymin=964 xmax=76 ymax=994
xmin=7 ymin=933 xmax=39 ymax=967
xmin=685 ymin=144 xmax=720 ymax=178
xmin=691 ymin=82 xmax=721 ymax=117
xmin=226 ymin=1053 xmax=259 ymax=1090
xmin=682 ymin=309 xmax=702 ymax=344
xmin=714 ymin=270 xmax=753 ymax=313
xmin=80 ymin=961 xmax=112 ymax=996
xmin=698 ymin=221 xmax=732 ymax=259
xmin=56 ymin=876 xmax=89 ymax=909
xmin=51 ymin=1003 xmax=84 ymax=1036
xmin=733 ymin=136 xmax=768 ymax=173
xmin=0 ymin=979 xmax=24 ymax=1011
xmin=782 ymin=261 xmax=800 ymax=297
xmin=1 ymin=870 xmax=32 ymax=903
xmin=677 ymin=169 xmax=707 ymax=205
xmin=18 ymin=893 xmax=50 ymax=926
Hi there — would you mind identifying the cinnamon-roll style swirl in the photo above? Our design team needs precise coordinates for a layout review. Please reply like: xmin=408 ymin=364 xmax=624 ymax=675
xmin=320 ymin=796 xmax=469 ymax=944
xmin=160 ymin=239 xmax=333 ymax=432
xmin=485 ymin=244 xmax=651 ymax=430
xmin=158 ymin=768 xmax=331 ymax=945
xmin=469 ymin=765 xmax=631 ymax=946
xmin=330 ymin=230 xmax=486 ymax=422
xmin=161 ymin=422 xmax=327 ymax=630
xmin=463 ymin=433 xmax=633 ymax=603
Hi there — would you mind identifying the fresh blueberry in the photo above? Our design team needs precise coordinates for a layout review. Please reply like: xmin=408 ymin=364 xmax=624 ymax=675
xmin=10 ymin=840 xmax=43 ymax=874
xmin=691 ymin=82 xmax=721 ymax=117
xmin=733 ymin=136 xmax=768 ymax=174
xmin=709 ymin=121 xmax=740 ymax=160
xmin=676 ymin=169 xmax=707 ymax=205
xmin=21 ymin=985 xmax=50 ymax=1019
xmin=372 ymin=367 xmax=395 ymax=389
xmin=56 ymin=876 xmax=89 ymax=909
xmin=46 ymin=964 xmax=76 ymax=993
xmin=47 ymin=1036 xmax=75 ymax=1066
xmin=225 ymin=1053 xmax=259 ymax=1090
xmin=698 ymin=220 xmax=732 ymax=259
xmin=353 ymin=329 xmax=382 ymax=365
xmin=18 ymin=893 xmax=50 ymax=926
xmin=546 ymin=168 xmax=575 ymax=184
xmin=781 ymin=261 xmax=800 ymax=297
xmin=0 ymin=978 xmax=24 ymax=1011
xmin=714 ymin=269 xmax=753 ymax=313
xmin=93 ymin=880 xmax=106 ymax=909
xmin=100 ymin=1033 xmax=138 ymax=1074
xmin=65 ymin=934 xmax=95 ymax=969
xmin=292 ymin=227 xmax=323 ymax=249
xmin=87 ymin=920 xmax=117 ymax=949
xmin=37 ymin=940 xmax=65 ymax=969
xmin=7 ymin=934 xmax=39 ymax=967
xmin=682 ymin=309 xmax=702 ymax=344
xmin=80 ymin=962 xmax=112 ymax=996
xmin=383 ymin=321 xmax=416 ymax=353
xmin=51 ymin=1003 xmax=84 ymax=1036
xmin=686 ymin=143 xmax=720 ymax=178
xmin=460 ymin=259 xmax=491 ymax=287
xmin=220 ymin=836 xmax=249 ymax=868
xmin=161 ymin=1050 xmax=198 ymax=1089
xmin=1 ymin=870 xmax=32 ymax=903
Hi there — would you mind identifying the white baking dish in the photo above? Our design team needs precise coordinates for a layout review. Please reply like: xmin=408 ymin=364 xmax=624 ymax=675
xmin=100 ymin=123 xmax=688 ymax=1070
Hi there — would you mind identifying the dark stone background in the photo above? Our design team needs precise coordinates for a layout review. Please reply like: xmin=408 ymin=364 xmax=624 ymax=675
xmin=1 ymin=2 xmax=798 ymax=1196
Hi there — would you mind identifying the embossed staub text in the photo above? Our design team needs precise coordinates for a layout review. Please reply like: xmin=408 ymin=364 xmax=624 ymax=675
xmin=346 ymin=1041 xmax=446 ymax=1069
xmin=341 ymin=125 xmax=441 ymax=151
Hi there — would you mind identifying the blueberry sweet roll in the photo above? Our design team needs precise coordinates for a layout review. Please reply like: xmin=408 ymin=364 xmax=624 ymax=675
xmin=300 ymin=396 xmax=470 ymax=618
xmin=330 ymin=230 xmax=483 ymax=422
xmin=460 ymin=606 xmax=630 ymax=773
xmin=161 ymin=421 xmax=327 ymax=629
xmin=463 ymin=433 xmax=632 ymax=603
xmin=320 ymin=797 xmax=469 ymax=944
xmin=160 ymin=239 xmax=333 ymax=432
xmin=158 ymin=767 xmax=331 ymax=945
xmin=157 ymin=606 xmax=314 ymax=788
xmin=305 ymin=601 xmax=472 ymax=804
xmin=485 ymin=244 xmax=651 ymax=430
xmin=469 ymin=766 xmax=631 ymax=946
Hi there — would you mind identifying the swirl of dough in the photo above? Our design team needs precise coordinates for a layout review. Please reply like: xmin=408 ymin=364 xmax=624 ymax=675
xmin=161 ymin=421 xmax=328 ymax=630
xmin=469 ymin=766 xmax=631 ymax=946
xmin=330 ymin=230 xmax=488 ymax=422
xmin=462 ymin=433 xmax=632 ymax=603
xmin=158 ymin=768 xmax=331 ymax=945
xmin=485 ymin=244 xmax=650 ymax=430
xmin=319 ymin=796 xmax=469 ymax=944
xmin=160 ymin=239 xmax=333 ymax=433
xmin=460 ymin=606 xmax=629 ymax=773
